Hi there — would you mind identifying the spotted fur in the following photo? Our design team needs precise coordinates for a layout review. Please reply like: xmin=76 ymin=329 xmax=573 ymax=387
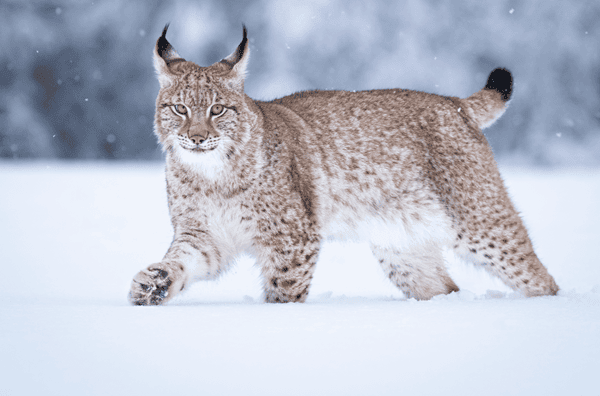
xmin=128 ymin=25 xmax=558 ymax=306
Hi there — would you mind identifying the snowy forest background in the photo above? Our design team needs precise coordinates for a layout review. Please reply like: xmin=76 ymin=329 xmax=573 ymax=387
xmin=1 ymin=0 xmax=599 ymax=165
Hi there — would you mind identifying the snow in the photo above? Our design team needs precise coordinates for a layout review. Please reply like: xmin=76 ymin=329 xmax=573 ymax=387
xmin=1 ymin=162 xmax=599 ymax=395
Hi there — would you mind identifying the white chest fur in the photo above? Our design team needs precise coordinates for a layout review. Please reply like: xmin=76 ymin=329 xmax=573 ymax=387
xmin=200 ymin=199 xmax=256 ymax=262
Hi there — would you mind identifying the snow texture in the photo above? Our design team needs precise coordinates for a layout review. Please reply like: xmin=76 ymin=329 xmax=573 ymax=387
xmin=1 ymin=162 xmax=599 ymax=395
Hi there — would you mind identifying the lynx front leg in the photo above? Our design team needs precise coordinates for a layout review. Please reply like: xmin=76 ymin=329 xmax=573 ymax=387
xmin=371 ymin=243 xmax=459 ymax=300
xmin=260 ymin=246 xmax=320 ymax=303
xmin=128 ymin=228 xmax=220 ymax=305
xmin=129 ymin=262 xmax=187 ymax=306
xmin=257 ymin=228 xmax=321 ymax=303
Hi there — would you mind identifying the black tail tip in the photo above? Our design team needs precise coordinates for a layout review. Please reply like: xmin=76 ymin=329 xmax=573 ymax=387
xmin=485 ymin=68 xmax=512 ymax=102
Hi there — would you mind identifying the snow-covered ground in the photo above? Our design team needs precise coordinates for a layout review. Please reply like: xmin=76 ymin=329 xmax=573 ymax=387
xmin=1 ymin=162 xmax=599 ymax=395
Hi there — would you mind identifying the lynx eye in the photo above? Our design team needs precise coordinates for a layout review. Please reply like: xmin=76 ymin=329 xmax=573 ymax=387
xmin=210 ymin=104 xmax=225 ymax=116
xmin=174 ymin=104 xmax=188 ymax=115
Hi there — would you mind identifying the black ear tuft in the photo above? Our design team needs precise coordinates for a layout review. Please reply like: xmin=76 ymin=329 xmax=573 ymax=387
xmin=239 ymin=24 xmax=248 ymax=58
xmin=221 ymin=24 xmax=248 ymax=68
xmin=156 ymin=24 xmax=171 ymax=60
xmin=156 ymin=23 xmax=183 ymax=66
xmin=485 ymin=68 xmax=513 ymax=102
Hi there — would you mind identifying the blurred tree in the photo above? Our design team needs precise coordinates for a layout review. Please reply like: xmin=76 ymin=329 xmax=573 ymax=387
xmin=0 ymin=0 xmax=598 ymax=164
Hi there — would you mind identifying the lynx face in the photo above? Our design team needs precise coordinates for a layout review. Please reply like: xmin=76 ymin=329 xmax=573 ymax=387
xmin=153 ymin=27 xmax=257 ymax=178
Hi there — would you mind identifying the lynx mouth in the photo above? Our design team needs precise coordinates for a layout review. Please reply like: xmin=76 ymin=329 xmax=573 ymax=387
xmin=188 ymin=144 xmax=218 ymax=152
xmin=177 ymin=135 xmax=220 ymax=152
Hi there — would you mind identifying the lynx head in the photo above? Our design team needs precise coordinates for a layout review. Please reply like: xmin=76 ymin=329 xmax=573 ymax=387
xmin=153 ymin=24 xmax=257 ymax=178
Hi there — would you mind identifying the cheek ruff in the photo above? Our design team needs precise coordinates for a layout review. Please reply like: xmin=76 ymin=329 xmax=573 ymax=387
xmin=178 ymin=135 xmax=221 ymax=152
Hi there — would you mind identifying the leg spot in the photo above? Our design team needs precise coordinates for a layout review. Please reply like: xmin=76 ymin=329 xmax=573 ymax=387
xmin=271 ymin=278 xmax=278 ymax=288
xmin=281 ymin=279 xmax=297 ymax=288
xmin=281 ymin=266 xmax=289 ymax=273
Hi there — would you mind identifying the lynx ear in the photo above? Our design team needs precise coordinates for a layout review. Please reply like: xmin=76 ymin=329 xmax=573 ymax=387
xmin=220 ymin=25 xmax=249 ymax=91
xmin=153 ymin=24 xmax=186 ymax=88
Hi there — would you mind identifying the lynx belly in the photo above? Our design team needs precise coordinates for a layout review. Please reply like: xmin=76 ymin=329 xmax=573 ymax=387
xmin=322 ymin=202 xmax=455 ymax=251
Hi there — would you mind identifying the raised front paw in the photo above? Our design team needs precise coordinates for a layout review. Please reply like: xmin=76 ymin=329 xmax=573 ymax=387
xmin=128 ymin=265 xmax=183 ymax=306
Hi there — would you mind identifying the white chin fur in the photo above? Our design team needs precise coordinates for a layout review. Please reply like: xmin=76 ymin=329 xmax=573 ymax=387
xmin=175 ymin=144 xmax=225 ymax=181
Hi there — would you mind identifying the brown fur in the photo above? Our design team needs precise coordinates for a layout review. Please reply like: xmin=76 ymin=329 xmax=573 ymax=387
xmin=128 ymin=26 xmax=558 ymax=305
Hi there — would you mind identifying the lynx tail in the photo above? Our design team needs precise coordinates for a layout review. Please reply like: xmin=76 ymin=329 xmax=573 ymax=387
xmin=461 ymin=67 xmax=513 ymax=129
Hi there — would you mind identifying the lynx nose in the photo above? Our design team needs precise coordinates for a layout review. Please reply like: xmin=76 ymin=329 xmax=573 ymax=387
xmin=189 ymin=135 xmax=205 ymax=145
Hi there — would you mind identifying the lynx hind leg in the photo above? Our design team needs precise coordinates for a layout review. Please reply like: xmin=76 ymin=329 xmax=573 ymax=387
xmin=371 ymin=243 xmax=459 ymax=300
xmin=452 ymin=212 xmax=559 ymax=297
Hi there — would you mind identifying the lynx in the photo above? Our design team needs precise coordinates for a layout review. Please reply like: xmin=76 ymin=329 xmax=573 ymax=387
xmin=128 ymin=25 xmax=559 ymax=305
